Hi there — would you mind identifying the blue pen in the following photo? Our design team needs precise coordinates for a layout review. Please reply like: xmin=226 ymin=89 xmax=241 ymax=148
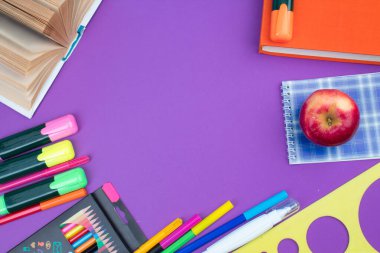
xmin=176 ymin=191 xmax=288 ymax=253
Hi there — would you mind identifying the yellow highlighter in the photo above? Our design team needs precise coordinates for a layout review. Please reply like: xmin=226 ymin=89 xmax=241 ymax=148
xmin=134 ymin=218 xmax=183 ymax=253
xmin=271 ymin=0 xmax=294 ymax=42
xmin=162 ymin=201 xmax=234 ymax=253
xmin=0 ymin=140 xmax=75 ymax=184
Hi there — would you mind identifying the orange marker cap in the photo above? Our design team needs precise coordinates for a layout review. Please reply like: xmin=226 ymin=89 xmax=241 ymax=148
xmin=270 ymin=0 xmax=294 ymax=42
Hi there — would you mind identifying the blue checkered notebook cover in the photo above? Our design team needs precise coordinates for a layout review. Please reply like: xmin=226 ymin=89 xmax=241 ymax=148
xmin=282 ymin=72 xmax=380 ymax=165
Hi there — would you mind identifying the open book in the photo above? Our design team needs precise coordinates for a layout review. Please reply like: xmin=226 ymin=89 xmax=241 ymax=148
xmin=0 ymin=0 xmax=102 ymax=118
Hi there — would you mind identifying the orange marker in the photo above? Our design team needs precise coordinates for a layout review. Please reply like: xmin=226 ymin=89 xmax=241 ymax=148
xmin=0 ymin=189 xmax=87 ymax=225
xmin=270 ymin=0 xmax=294 ymax=42
xmin=134 ymin=218 xmax=183 ymax=253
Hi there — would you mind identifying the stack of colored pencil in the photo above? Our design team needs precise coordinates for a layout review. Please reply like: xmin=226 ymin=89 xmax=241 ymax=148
xmin=60 ymin=206 xmax=117 ymax=253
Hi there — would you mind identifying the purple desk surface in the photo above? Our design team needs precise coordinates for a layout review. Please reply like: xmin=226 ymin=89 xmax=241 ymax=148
xmin=1 ymin=1 xmax=380 ymax=252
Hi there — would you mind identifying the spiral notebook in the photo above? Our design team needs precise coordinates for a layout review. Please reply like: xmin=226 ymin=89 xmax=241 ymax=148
xmin=282 ymin=72 xmax=380 ymax=165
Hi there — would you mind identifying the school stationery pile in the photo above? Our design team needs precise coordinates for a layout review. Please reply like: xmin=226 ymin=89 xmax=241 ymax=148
xmin=260 ymin=0 xmax=380 ymax=65
xmin=0 ymin=0 xmax=102 ymax=118
xmin=137 ymin=191 xmax=297 ymax=253
xmin=8 ymin=185 xmax=299 ymax=253
xmin=282 ymin=72 xmax=380 ymax=164
xmin=0 ymin=114 xmax=90 ymax=224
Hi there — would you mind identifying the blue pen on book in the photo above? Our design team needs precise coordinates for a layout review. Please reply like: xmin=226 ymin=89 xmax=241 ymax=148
xmin=176 ymin=190 xmax=288 ymax=253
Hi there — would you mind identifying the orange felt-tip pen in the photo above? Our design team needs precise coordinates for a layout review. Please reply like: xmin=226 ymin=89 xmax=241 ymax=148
xmin=0 ymin=189 xmax=87 ymax=225
xmin=134 ymin=218 xmax=183 ymax=253
xmin=271 ymin=0 xmax=294 ymax=42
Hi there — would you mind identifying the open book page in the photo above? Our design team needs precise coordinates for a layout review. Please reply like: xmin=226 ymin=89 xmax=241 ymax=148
xmin=0 ymin=55 xmax=62 ymax=110
xmin=0 ymin=0 xmax=94 ymax=47
xmin=0 ymin=14 xmax=65 ymax=75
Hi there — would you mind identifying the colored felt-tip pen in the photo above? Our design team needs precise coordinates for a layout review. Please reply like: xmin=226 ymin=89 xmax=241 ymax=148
xmin=204 ymin=199 xmax=300 ymax=253
xmin=0 ymin=114 xmax=78 ymax=161
xmin=0 ymin=140 xmax=75 ymax=184
xmin=162 ymin=201 xmax=234 ymax=253
xmin=0 ymin=188 xmax=87 ymax=225
xmin=177 ymin=191 xmax=288 ymax=253
xmin=270 ymin=0 xmax=294 ymax=42
xmin=134 ymin=218 xmax=183 ymax=253
xmin=148 ymin=214 xmax=202 ymax=253
xmin=0 ymin=156 xmax=90 ymax=193
xmin=0 ymin=168 xmax=87 ymax=216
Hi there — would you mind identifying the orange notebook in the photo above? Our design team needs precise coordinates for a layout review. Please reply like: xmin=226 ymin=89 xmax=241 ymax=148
xmin=260 ymin=0 xmax=380 ymax=65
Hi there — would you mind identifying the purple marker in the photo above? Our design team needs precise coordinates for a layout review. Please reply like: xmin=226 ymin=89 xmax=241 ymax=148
xmin=148 ymin=215 xmax=202 ymax=253
xmin=0 ymin=114 xmax=78 ymax=161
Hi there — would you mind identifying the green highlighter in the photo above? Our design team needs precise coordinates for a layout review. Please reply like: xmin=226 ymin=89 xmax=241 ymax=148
xmin=0 ymin=168 xmax=87 ymax=216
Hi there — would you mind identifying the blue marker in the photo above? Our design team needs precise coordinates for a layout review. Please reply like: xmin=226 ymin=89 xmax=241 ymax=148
xmin=176 ymin=191 xmax=288 ymax=253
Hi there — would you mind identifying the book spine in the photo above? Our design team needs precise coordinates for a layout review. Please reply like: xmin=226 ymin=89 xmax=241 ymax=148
xmin=281 ymin=83 xmax=296 ymax=162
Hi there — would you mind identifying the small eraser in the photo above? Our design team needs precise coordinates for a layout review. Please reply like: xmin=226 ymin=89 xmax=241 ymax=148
xmin=102 ymin=182 xmax=120 ymax=202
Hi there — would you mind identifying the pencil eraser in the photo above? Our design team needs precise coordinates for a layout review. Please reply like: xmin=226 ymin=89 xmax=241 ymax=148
xmin=42 ymin=114 xmax=79 ymax=142
xmin=102 ymin=182 xmax=120 ymax=202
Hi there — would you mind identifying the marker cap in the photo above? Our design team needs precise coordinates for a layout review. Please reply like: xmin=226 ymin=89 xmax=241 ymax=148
xmin=0 ymin=195 xmax=8 ymax=215
xmin=192 ymin=201 xmax=234 ymax=235
xmin=50 ymin=168 xmax=88 ymax=195
xmin=243 ymin=190 xmax=288 ymax=220
xmin=270 ymin=198 xmax=300 ymax=223
xmin=272 ymin=0 xmax=293 ymax=11
xmin=37 ymin=140 xmax=75 ymax=167
xmin=42 ymin=114 xmax=79 ymax=142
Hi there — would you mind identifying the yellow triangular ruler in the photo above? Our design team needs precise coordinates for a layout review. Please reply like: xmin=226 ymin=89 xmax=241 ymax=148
xmin=235 ymin=163 xmax=380 ymax=253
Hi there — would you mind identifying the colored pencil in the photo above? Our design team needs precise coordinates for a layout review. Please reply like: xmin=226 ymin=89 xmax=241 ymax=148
xmin=65 ymin=225 xmax=86 ymax=240
xmin=74 ymin=237 xmax=96 ymax=253
xmin=72 ymin=231 xmax=93 ymax=249
xmin=69 ymin=228 xmax=90 ymax=244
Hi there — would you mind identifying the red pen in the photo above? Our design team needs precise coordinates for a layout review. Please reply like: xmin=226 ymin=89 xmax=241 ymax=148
xmin=0 ymin=189 xmax=87 ymax=225
xmin=0 ymin=156 xmax=90 ymax=192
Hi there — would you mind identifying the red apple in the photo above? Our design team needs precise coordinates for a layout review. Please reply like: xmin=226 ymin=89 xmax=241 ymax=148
xmin=299 ymin=89 xmax=360 ymax=146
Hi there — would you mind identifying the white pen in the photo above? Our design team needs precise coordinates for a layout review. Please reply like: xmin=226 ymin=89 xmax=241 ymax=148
xmin=203 ymin=199 xmax=300 ymax=253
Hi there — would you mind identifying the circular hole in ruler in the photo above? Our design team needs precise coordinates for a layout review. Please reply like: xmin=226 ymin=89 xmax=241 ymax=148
xmin=359 ymin=179 xmax=380 ymax=251
xmin=278 ymin=238 xmax=299 ymax=253
xmin=307 ymin=216 xmax=349 ymax=253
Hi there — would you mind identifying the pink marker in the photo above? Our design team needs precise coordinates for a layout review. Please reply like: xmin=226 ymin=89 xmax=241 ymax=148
xmin=148 ymin=215 xmax=202 ymax=253
xmin=0 ymin=156 xmax=90 ymax=192
xmin=0 ymin=114 xmax=78 ymax=161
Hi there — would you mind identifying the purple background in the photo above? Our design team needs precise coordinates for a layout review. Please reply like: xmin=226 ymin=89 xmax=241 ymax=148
xmin=1 ymin=0 xmax=380 ymax=252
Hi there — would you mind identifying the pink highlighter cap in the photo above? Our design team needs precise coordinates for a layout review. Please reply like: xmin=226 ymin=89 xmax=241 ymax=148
xmin=41 ymin=114 xmax=79 ymax=142
xmin=102 ymin=182 xmax=120 ymax=202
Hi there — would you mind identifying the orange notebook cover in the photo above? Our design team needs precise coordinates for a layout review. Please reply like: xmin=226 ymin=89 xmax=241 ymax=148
xmin=260 ymin=0 xmax=380 ymax=65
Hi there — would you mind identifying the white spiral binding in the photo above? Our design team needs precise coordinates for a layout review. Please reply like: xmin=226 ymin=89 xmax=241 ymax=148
xmin=282 ymin=84 xmax=296 ymax=161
